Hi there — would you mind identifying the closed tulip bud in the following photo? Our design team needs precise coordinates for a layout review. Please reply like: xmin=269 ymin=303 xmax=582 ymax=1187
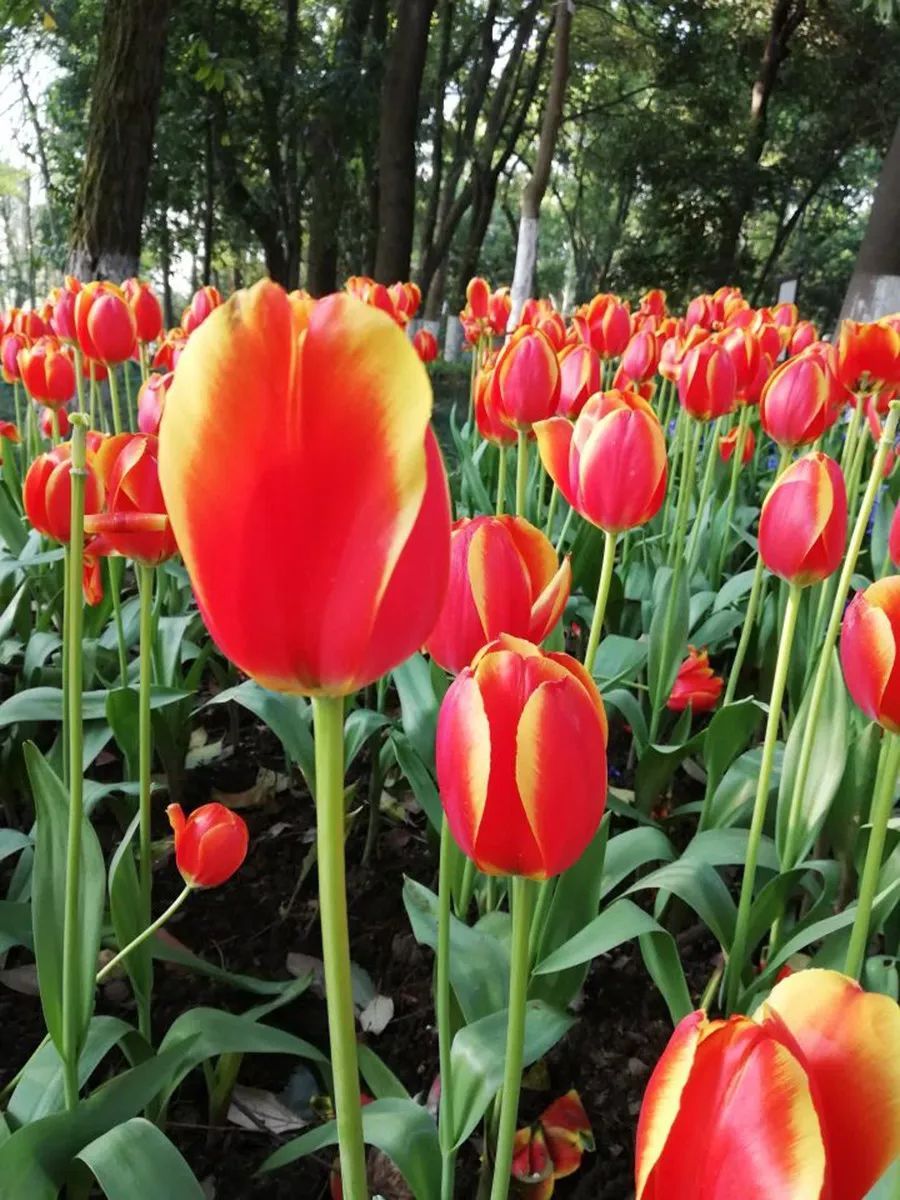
xmin=82 ymin=554 xmax=103 ymax=606
xmin=75 ymin=283 xmax=137 ymax=365
xmin=534 ymin=308 xmax=567 ymax=351
xmin=50 ymin=279 xmax=80 ymax=342
xmin=557 ymin=342 xmax=601 ymax=418
xmin=890 ymin=504 xmax=900 ymax=568
xmin=639 ymin=289 xmax=667 ymax=320
xmin=685 ymin=293 xmax=717 ymax=330
xmin=137 ymin=372 xmax=174 ymax=435
xmin=18 ymin=337 xmax=76 ymax=407
xmin=0 ymin=420 xmax=21 ymax=446
xmin=719 ymin=423 xmax=755 ymax=465
xmin=838 ymin=318 xmax=900 ymax=392
xmin=465 ymin=276 xmax=490 ymax=322
xmin=24 ymin=444 xmax=104 ymax=543
xmin=1 ymin=331 xmax=29 ymax=382
xmin=40 ymin=406 xmax=71 ymax=440
xmin=758 ymin=452 xmax=846 ymax=586
xmin=667 ymin=646 xmax=723 ymax=712
xmin=412 ymin=327 xmax=438 ymax=363
xmin=425 ymin=516 xmax=571 ymax=673
xmin=85 ymin=432 xmax=177 ymax=566
xmin=159 ymin=281 xmax=451 ymax=696
xmin=612 ymin=364 xmax=655 ymax=402
xmin=535 ymin=389 xmax=667 ymax=533
xmin=658 ymin=325 xmax=709 ymax=385
xmin=475 ymin=358 xmax=516 ymax=447
xmin=788 ymin=319 xmax=817 ymax=356
xmin=152 ymin=327 xmax=188 ymax=371
xmin=716 ymin=327 xmax=761 ymax=398
xmin=123 ymin=278 xmax=164 ymax=343
xmin=490 ymin=327 xmax=560 ymax=430
xmin=182 ymin=285 xmax=223 ymax=335
xmin=840 ymin=577 xmax=900 ymax=730
xmin=620 ymin=329 xmax=661 ymax=382
xmin=636 ymin=969 xmax=900 ymax=1200
xmin=13 ymin=309 xmax=46 ymax=340
xmin=166 ymin=803 xmax=249 ymax=888
xmin=573 ymin=294 xmax=631 ymax=359
xmin=759 ymin=344 xmax=841 ymax=447
xmin=488 ymin=288 xmax=512 ymax=336
xmin=677 ymin=340 xmax=737 ymax=420
xmin=436 ymin=634 xmax=607 ymax=878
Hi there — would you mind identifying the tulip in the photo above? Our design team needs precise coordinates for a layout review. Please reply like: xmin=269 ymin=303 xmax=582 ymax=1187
xmin=437 ymin=632 xmax=607 ymax=879
xmin=533 ymin=309 xmax=567 ymax=352
xmin=889 ymin=503 xmax=900 ymax=568
xmin=677 ymin=340 xmax=737 ymax=420
xmin=638 ymin=289 xmax=667 ymax=320
xmin=136 ymin=372 xmax=174 ymax=436
xmin=41 ymin=406 xmax=71 ymax=440
xmin=620 ymin=329 xmax=660 ymax=383
xmin=0 ymin=420 xmax=21 ymax=445
xmin=75 ymin=282 xmax=137 ymax=365
xmin=475 ymin=358 xmax=516 ymax=448
xmin=636 ymin=968 xmax=900 ymax=1200
xmin=658 ymin=324 xmax=708 ymax=385
xmin=387 ymin=281 xmax=420 ymax=327
xmin=85 ymin=433 xmax=177 ymax=567
xmin=49 ymin=278 xmax=81 ymax=342
xmin=182 ymin=285 xmax=223 ymax=335
xmin=159 ymin=279 xmax=450 ymax=696
xmin=152 ymin=327 xmax=188 ymax=371
xmin=758 ymin=452 xmax=847 ymax=587
xmin=716 ymin=327 xmax=762 ymax=399
xmin=760 ymin=344 xmax=842 ymax=448
xmin=490 ymin=327 xmax=560 ymax=430
xmin=123 ymin=278 xmax=164 ymax=344
xmin=839 ymin=577 xmax=900 ymax=731
xmin=556 ymin=343 xmax=601 ymax=418
xmin=465 ymin=276 xmax=490 ymax=322
xmin=166 ymin=803 xmax=249 ymax=888
xmin=838 ymin=318 xmax=900 ymax=393
xmin=788 ymin=319 xmax=817 ymax=356
xmin=425 ymin=516 xmax=571 ymax=674
xmin=667 ymin=647 xmax=723 ymax=712
xmin=1 ymin=331 xmax=28 ymax=382
xmin=412 ymin=327 xmax=438 ymax=363
xmin=13 ymin=308 xmax=46 ymax=339
xmin=573 ymin=294 xmax=631 ymax=359
xmin=488 ymin=288 xmax=512 ymax=337
xmin=719 ymin=423 xmax=755 ymax=464
xmin=685 ymin=292 xmax=717 ymax=330
xmin=24 ymin=444 xmax=104 ymax=544
xmin=18 ymin=337 xmax=76 ymax=407
xmin=513 ymin=1090 xmax=594 ymax=1199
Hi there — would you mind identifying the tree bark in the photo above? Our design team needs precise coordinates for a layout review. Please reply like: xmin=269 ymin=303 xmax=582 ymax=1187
xmin=373 ymin=0 xmax=437 ymax=283
xmin=68 ymin=0 xmax=172 ymax=280
xmin=509 ymin=0 xmax=573 ymax=325
xmin=840 ymin=117 xmax=900 ymax=321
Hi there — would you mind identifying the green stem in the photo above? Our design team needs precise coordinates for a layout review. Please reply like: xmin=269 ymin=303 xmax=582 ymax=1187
xmin=496 ymin=445 xmax=508 ymax=516
xmin=685 ymin=418 xmax=721 ymax=570
xmin=61 ymin=419 xmax=88 ymax=1110
xmin=437 ymin=823 xmax=456 ymax=1200
xmin=51 ymin=409 xmax=61 ymax=445
xmin=839 ymin=400 xmax=863 ymax=475
xmin=661 ymin=409 xmax=685 ymax=542
xmin=62 ymin=547 xmax=70 ymax=787
xmin=724 ymin=583 xmax=803 ymax=1014
xmin=73 ymin=347 xmax=85 ymax=415
xmin=713 ymin=406 xmax=751 ymax=585
xmin=124 ymin=361 xmax=136 ymax=431
xmin=96 ymin=886 xmax=191 ymax=984
xmin=89 ymin=370 xmax=99 ymax=432
xmin=137 ymin=564 xmax=155 ymax=1042
xmin=844 ymin=731 xmax=900 ymax=980
xmin=311 ymin=695 xmax=367 ymax=1200
xmin=139 ymin=343 xmax=149 ymax=384
xmin=543 ymin=484 xmax=559 ymax=538
xmin=515 ymin=429 xmax=529 ymax=519
xmin=108 ymin=558 xmax=129 ymax=685
xmin=584 ymin=530 xmax=618 ymax=675
xmin=107 ymin=367 xmax=123 ymax=436
xmin=489 ymin=875 xmax=535 ymax=1200
xmin=554 ymin=506 xmax=576 ymax=555
xmin=456 ymin=858 xmax=476 ymax=919
xmin=13 ymin=380 xmax=23 ymax=435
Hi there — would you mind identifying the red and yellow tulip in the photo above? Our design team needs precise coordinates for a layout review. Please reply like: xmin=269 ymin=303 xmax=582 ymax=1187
xmin=667 ymin=647 xmax=723 ymax=713
xmin=840 ymin=576 xmax=900 ymax=732
xmin=490 ymin=327 xmax=560 ymax=430
xmin=677 ymin=340 xmax=737 ymax=420
xmin=758 ymin=452 xmax=847 ymax=587
xmin=760 ymin=344 xmax=842 ymax=448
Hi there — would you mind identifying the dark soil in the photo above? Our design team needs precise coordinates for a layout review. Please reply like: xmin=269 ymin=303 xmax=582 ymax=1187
xmin=0 ymin=711 xmax=715 ymax=1200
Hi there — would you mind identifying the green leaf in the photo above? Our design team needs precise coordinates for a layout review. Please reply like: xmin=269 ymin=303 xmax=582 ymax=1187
xmin=599 ymin=827 xmax=675 ymax=899
xmin=206 ymin=681 xmax=314 ymax=790
xmin=357 ymin=1045 xmax=411 ymax=1101
xmin=151 ymin=939 xmax=302 ymax=995
xmin=403 ymin=877 xmax=509 ymax=1022
xmin=682 ymin=828 xmax=779 ymax=873
xmin=647 ymin=565 xmax=689 ymax=712
xmin=703 ymin=698 xmax=765 ymax=799
xmin=449 ymin=1002 xmax=574 ymax=1147
xmin=628 ymin=858 xmax=737 ymax=948
xmin=691 ymin=608 xmax=744 ymax=648
xmin=155 ymin=616 xmax=193 ymax=687
xmin=0 ymin=484 xmax=27 ymax=553
xmin=344 ymin=708 xmax=390 ymax=771
xmin=864 ymin=1159 xmax=900 ymax=1200
xmin=0 ymin=829 xmax=31 ymax=864
xmin=706 ymin=746 xmax=782 ymax=829
xmin=635 ymin=730 xmax=705 ymax=812
xmin=776 ymin=650 xmax=849 ymax=869
xmin=714 ymin=568 xmax=757 ymax=611
xmin=26 ymin=743 xmax=105 ymax=1059
xmin=392 ymin=653 xmax=440 ymax=764
xmin=261 ymin=1097 xmax=441 ymax=1200
xmin=0 ymin=899 xmax=32 ymax=954
xmin=391 ymin=733 xmax=443 ymax=833
xmin=108 ymin=815 xmax=152 ymax=1014
xmin=76 ymin=1119 xmax=204 ymax=1198
xmin=592 ymin=636 xmax=648 ymax=689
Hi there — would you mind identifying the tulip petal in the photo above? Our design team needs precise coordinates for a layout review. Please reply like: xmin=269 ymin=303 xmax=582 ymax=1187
xmin=759 ymin=969 xmax=900 ymax=1200
xmin=533 ymin=418 xmax=577 ymax=507
xmin=435 ymin=668 xmax=491 ymax=864
xmin=467 ymin=521 xmax=533 ymax=643
xmin=528 ymin=557 xmax=571 ymax=646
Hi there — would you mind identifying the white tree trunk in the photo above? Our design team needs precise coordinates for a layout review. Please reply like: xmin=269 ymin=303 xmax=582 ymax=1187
xmin=508 ymin=215 xmax=540 ymax=331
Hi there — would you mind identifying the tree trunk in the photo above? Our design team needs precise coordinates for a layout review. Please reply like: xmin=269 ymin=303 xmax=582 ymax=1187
xmin=840 ymin=118 xmax=900 ymax=322
xmin=509 ymin=0 xmax=573 ymax=325
xmin=202 ymin=111 xmax=215 ymax=285
xmin=68 ymin=0 xmax=172 ymax=280
xmin=373 ymin=0 xmax=436 ymax=283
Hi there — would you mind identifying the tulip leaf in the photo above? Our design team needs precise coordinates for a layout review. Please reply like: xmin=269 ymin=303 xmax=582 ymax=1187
xmin=357 ymin=1045 xmax=411 ymax=1101
xmin=634 ymin=731 xmax=706 ymax=812
xmin=603 ymin=687 xmax=649 ymax=751
xmin=864 ymin=1159 xmax=900 ymax=1200
xmin=449 ymin=1001 xmax=575 ymax=1147
xmin=688 ymin=590 xmax=716 ymax=630
xmin=151 ymin=939 xmax=306 ymax=996
xmin=0 ymin=685 xmax=190 ymax=727
xmin=713 ymin=567 xmax=757 ymax=612
xmin=0 ymin=484 xmax=27 ymax=554
xmin=403 ymin=876 xmax=509 ymax=1022
xmin=591 ymin=635 xmax=648 ymax=689
xmin=343 ymin=707 xmax=390 ymax=771
xmin=706 ymin=745 xmax=783 ymax=829
xmin=702 ymin=698 xmax=766 ymax=800
xmin=26 ymin=742 xmax=105 ymax=1061
xmin=205 ymin=681 xmax=315 ymax=791
xmin=825 ymin=720 xmax=881 ymax=860
xmin=391 ymin=732 xmax=443 ymax=833
xmin=0 ymin=828 xmax=31 ymax=864
xmin=690 ymin=608 xmax=744 ymax=649
xmin=647 ymin=565 xmax=689 ymax=714
xmin=776 ymin=650 xmax=849 ymax=869
xmin=108 ymin=815 xmax=152 ymax=1017
xmin=599 ymin=827 xmax=676 ymax=900
xmin=681 ymin=828 xmax=779 ymax=873
xmin=628 ymin=858 xmax=737 ymax=949
xmin=75 ymin=1119 xmax=205 ymax=1198
xmin=0 ymin=899 xmax=32 ymax=955
xmin=392 ymin=652 xmax=441 ymax=764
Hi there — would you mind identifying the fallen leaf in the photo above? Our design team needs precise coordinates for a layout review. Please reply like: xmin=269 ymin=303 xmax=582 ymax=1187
xmin=212 ymin=767 xmax=277 ymax=810
xmin=359 ymin=994 xmax=394 ymax=1035
xmin=227 ymin=1085 xmax=308 ymax=1135
xmin=0 ymin=965 xmax=39 ymax=995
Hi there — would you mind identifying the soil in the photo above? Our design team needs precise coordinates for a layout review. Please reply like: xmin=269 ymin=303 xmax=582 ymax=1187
xmin=0 ymin=709 xmax=715 ymax=1200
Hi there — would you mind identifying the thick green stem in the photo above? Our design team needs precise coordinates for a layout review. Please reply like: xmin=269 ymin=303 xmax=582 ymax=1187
xmin=661 ymin=409 xmax=685 ymax=541
xmin=73 ymin=347 xmax=86 ymax=415
xmin=844 ymin=731 xmax=900 ymax=980
xmin=437 ymin=823 xmax=456 ymax=1200
xmin=61 ymin=419 xmax=88 ymax=1110
xmin=456 ymin=858 xmax=476 ymax=918
xmin=124 ymin=360 xmax=136 ymax=431
xmin=97 ymin=886 xmax=191 ymax=984
xmin=584 ymin=530 xmax=618 ymax=675
xmin=489 ymin=876 xmax=535 ymax=1200
xmin=515 ymin=430 xmax=529 ymax=519
xmin=312 ymin=695 xmax=367 ymax=1200
xmin=137 ymin=564 xmax=155 ymax=1042
xmin=89 ymin=371 xmax=99 ymax=431
xmin=725 ymin=583 xmax=803 ymax=1014
xmin=13 ymin=380 xmax=23 ymax=435
xmin=496 ymin=445 xmax=508 ymax=516
xmin=107 ymin=368 xmax=123 ymax=436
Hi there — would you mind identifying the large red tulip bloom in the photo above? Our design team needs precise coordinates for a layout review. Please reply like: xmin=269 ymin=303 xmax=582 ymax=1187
xmin=677 ymin=340 xmax=737 ymax=420
xmin=840 ymin=576 xmax=900 ymax=732
xmin=572 ymin=294 xmax=631 ymax=359
xmin=838 ymin=319 xmax=900 ymax=393
xmin=667 ymin=647 xmax=723 ymax=713
xmin=760 ymin=344 xmax=842 ymax=448
xmin=167 ymin=803 xmax=249 ymax=888
xmin=490 ymin=327 xmax=560 ymax=430
xmin=18 ymin=337 xmax=76 ymax=407
xmin=436 ymin=634 xmax=607 ymax=878
xmin=24 ymin=443 xmax=104 ymax=543
xmin=123 ymin=278 xmax=164 ymax=344
xmin=620 ymin=329 xmax=661 ymax=383
xmin=75 ymin=282 xmax=137 ymax=365
xmin=425 ymin=516 xmax=571 ymax=674
xmin=534 ymin=389 xmax=667 ymax=533
xmin=758 ymin=452 xmax=847 ymax=586
xmin=159 ymin=280 xmax=451 ymax=697
xmin=636 ymin=969 xmax=900 ymax=1200
xmin=556 ymin=343 xmax=601 ymax=418
xmin=474 ymin=358 xmax=516 ymax=447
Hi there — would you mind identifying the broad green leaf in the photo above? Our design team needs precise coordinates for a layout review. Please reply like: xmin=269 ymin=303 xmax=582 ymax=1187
xmin=714 ymin=568 xmax=757 ymax=612
xmin=76 ymin=1119 xmax=204 ymax=1198
xmin=703 ymin=698 xmax=765 ymax=798
xmin=151 ymin=939 xmax=302 ymax=995
xmin=647 ymin=565 xmax=689 ymax=713
xmin=391 ymin=733 xmax=443 ymax=832
xmin=344 ymin=708 xmax=390 ymax=771
xmin=629 ymin=859 xmax=737 ymax=948
xmin=0 ymin=899 xmax=32 ymax=954
xmin=357 ymin=1045 xmax=411 ymax=1101
xmin=681 ymin=828 xmax=779 ymax=873
xmin=825 ymin=721 xmax=881 ymax=859
xmin=863 ymin=1159 xmax=900 ymax=1200
xmin=635 ymin=731 xmax=705 ymax=812
xmin=0 ymin=485 xmax=27 ymax=553
xmin=592 ymin=635 xmax=648 ymax=689
xmin=206 ymin=681 xmax=314 ymax=790
xmin=108 ymin=815 xmax=152 ymax=1015
xmin=0 ymin=686 xmax=189 ymax=727
xmin=155 ymin=615 xmax=193 ymax=687
xmin=707 ymin=746 xmax=783 ymax=829
xmin=261 ymin=1097 xmax=441 ymax=1200
xmin=599 ymin=827 xmax=675 ymax=900
xmin=392 ymin=653 xmax=440 ymax=764
xmin=602 ymin=687 xmax=649 ymax=751
xmin=0 ymin=829 xmax=30 ymax=863
xmin=449 ymin=1002 xmax=574 ymax=1147
xmin=691 ymin=608 xmax=744 ymax=648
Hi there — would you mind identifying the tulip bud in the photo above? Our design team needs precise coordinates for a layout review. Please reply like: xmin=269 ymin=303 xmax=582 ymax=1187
xmin=533 ymin=308 xmax=567 ymax=351
xmin=838 ymin=318 xmax=900 ymax=393
xmin=788 ymin=320 xmax=817 ymax=356
xmin=719 ymin=424 xmax=755 ymax=465
xmin=412 ymin=327 xmax=438 ymax=364
xmin=840 ymin=577 xmax=900 ymax=731
xmin=50 ymin=278 xmax=80 ymax=342
xmin=136 ymin=372 xmax=174 ymax=436
xmin=474 ymin=358 xmax=516 ymax=447
xmin=716 ymin=327 xmax=762 ymax=399
xmin=573 ymin=294 xmax=631 ymax=358
xmin=182 ymin=285 xmax=223 ymax=335
xmin=758 ymin=452 xmax=847 ymax=586
xmin=465 ymin=277 xmax=490 ymax=322
xmin=487 ymin=288 xmax=512 ymax=336
xmin=677 ymin=340 xmax=737 ymax=420
xmin=75 ymin=283 xmax=137 ymax=365
xmin=658 ymin=325 xmax=708 ymax=385
xmin=490 ymin=327 xmax=560 ymax=430
xmin=152 ymin=327 xmax=188 ymax=371
xmin=1 ymin=331 xmax=28 ymax=382
xmin=890 ymin=504 xmax=900 ymax=569
xmin=667 ymin=647 xmax=723 ymax=712
xmin=40 ymin=406 xmax=71 ymax=440
xmin=638 ymin=289 xmax=667 ymax=320
xmin=685 ymin=293 xmax=717 ymax=330
xmin=18 ymin=337 xmax=76 ymax=407
xmin=425 ymin=516 xmax=571 ymax=674
xmin=760 ymin=344 xmax=842 ymax=448
xmin=535 ymin=389 xmax=667 ymax=533
xmin=24 ymin=444 xmax=104 ymax=543
xmin=556 ymin=343 xmax=601 ymax=418
xmin=620 ymin=329 xmax=660 ymax=383
xmin=123 ymin=278 xmax=164 ymax=344
xmin=85 ymin=432 xmax=178 ymax=566
xmin=166 ymin=803 xmax=249 ymax=888
xmin=436 ymin=634 xmax=607 ymax=878
xmin=13 ymin=309 xmax=46 ymax=339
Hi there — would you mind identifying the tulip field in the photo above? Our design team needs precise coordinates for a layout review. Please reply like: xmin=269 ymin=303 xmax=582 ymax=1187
xmin=0 ymin=274 xmax=899 ymax=1200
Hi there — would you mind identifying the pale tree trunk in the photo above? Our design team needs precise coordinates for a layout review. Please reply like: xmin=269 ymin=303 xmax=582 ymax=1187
xmin=508 ymin=0 xmax=574 ymax=327
xmin=840 ymin=118 xmax=900 ymax=322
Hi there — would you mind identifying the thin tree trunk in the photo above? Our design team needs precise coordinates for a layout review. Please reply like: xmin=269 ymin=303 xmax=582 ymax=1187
xmin=840 ymin=117 xmax=900 ymax=321
xmin=202 ymin=111 xmax=215 ymax=285
xmin=68 ymin=0 xmax=172 ymax=280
